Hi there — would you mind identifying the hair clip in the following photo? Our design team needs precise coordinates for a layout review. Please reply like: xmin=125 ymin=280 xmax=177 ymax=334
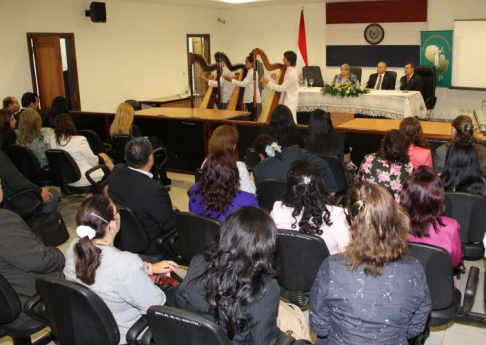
xmin=303 ymin=176 xmax=311 ymax=185
xmin=77 ymin=225 xmax=96 ymax=240
xmin=265 ymin=142 xmax=282 ymax=158
xmin=357 ymin=201 xmax=364 ymax=211
xmin=90 ymin=212 xmax=109 ymax=224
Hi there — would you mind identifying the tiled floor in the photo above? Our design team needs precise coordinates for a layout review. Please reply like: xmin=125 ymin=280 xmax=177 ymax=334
xmin=2 ymin=172 xmax=485 ymax=344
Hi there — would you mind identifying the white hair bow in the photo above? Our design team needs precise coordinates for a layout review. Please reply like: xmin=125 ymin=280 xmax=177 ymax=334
xmin=76 ymin=225 xmax=96 ymax=240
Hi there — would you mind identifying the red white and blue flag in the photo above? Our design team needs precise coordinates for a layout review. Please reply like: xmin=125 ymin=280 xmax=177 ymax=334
xmin=326 ymin=0 xmax=427 ymax=67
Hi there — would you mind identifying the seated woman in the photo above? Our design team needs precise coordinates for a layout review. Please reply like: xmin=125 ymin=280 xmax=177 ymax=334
xmin=306 ymin=109 xmax=351 ymax=164
xmin=189 ymin=150 xmax=258 ymax=221
xmin=441 ymin=140 xmax=486 ymax=195
xmin=205 ymin=125 xmax=255 ymax=194
xmin=399 ymin=117 xmax=433 ymax=170
xmin=64 ymin=195 xmax=176 ymax=341
xmin=310 ymin=182 xmax=431 ymax=344
xmin=176 ymin=206 xmax=284 ymax=344
xmin=332 ymin=63 xmax=359 ymax=88
xmin=434 ymin=115 xmax=486 ymax=173
xmin=259 ymin=105 xmax=304 ymax=148
xmin=357 ymin=129 xmax=413 ymax=202
xmin=16 ymin=108 xmax=54 ymax=167
xmin=270 ymin=159 xmax=350 ymax=255
xmin=401 ymin=166 xmax=462 ymax=267
xmin=49 ymin=96 xmax=68 ymax=127
xmin=252 ymin=134 xmax=338 ymax=194
xmin=0 ymin=108 xmax=17 ymax=150
xmin=109 ymin=102 xmax=143 ymax=138
xmin=50 ymin=114 xmax=114 ymax=188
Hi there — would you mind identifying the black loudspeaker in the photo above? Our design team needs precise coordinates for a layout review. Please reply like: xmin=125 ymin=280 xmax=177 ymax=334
xmin=85 ymin=2 xmax=106 ymax=23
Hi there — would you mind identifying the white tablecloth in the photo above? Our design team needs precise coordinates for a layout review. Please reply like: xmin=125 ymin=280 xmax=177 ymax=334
xmin=297 ymin=88 xmax=427 ymax=119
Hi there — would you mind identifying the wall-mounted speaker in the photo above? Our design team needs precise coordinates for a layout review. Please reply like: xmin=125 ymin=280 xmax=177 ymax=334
xmin=85 ymin=2 xmax=106 ymax=23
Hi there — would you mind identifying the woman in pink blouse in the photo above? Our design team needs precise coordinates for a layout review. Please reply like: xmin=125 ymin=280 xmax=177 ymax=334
xmin=399 ymin=117 xmax=433 ymax=170
xmin=401 ymin=166 xmax=462 ymax=267
xmin=270 ymin=159 xmax=350 ymax=255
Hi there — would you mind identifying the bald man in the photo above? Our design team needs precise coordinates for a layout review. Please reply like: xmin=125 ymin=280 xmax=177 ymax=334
xmin=2 ymin=96 xmax=20 ymax=115
xmin=365 ymin=61 xmax=395 ymax=90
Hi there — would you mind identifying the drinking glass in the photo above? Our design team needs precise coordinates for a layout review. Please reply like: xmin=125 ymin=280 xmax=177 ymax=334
xmin=308 ymin=78 xmax=314 ymax=88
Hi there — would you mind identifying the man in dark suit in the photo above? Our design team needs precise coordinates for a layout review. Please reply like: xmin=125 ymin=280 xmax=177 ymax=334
xmin=108 ymin=137 xmax=176 ymax=255
xmin=400 ymin=62 xmax=424 ymax=95
xmin=365 ymin=61 xmax=395 ymax=90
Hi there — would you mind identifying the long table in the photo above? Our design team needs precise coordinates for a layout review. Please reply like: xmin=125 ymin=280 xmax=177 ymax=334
xmin=297 ymin=88 xmax=427 ymax=119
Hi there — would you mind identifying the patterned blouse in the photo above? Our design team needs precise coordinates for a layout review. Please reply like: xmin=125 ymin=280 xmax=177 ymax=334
xmin=357 ymin=153 xmax=413 ymax=202
xmin=17 ymin=127 xmax=54 ymax=167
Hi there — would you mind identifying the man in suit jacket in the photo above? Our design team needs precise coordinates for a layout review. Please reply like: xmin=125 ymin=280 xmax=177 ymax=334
xmin=0 ymin=208 xmax=65 ymax=323
xmin=365 ymin=61 xmax=395 ymax=90
xmin=400 ymin=62 xmax=424 ymax=95
xmin=108 ymin=137 xmax=176 ymax=255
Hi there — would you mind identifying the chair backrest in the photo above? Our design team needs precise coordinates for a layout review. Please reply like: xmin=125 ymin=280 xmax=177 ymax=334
xmin=78 ymin=130 xmax=105 ymax=155
xmin=194 ymin=168 xmax=203 ymax=183
xmin=245 ymin=148 xmax=260 ymax=168
xmin=124 ymin=99 xmax=142 ymax=111
xmin=276 ymin=230 xmax=330 ymax=292
xmin=414 ymin=65 xmax=436 ymax=105
xmin=111 ymin=135 xmax=132 ymax=164
xmin=349 ymin=66 xmax=362 ymax=83
xmin=317 ymin=154 xmax=347 ymax=193
xmin=7 ymin=145 xmax=42 ymax=178
xmin=408 ymin=242 xmax=455 ymax=310
xmin=444 ymin=192 xmax=486 ymax=243
xmin=387 ymin=71 xmax=397 ymax=88
xmin=45 ymin=149 xmax=81 ymax=185
xmin=147 ymin=305 xmax=231 ymax=345
xmin=260 ymin=179 xmax=287 ymax=212
xmin=175 ymin=212 xmax=221 ymax=264
xmin=302 ymin=66 xmax=324 ymax=87
xmin=0 ymin=273 xmax=21 ymax=325
xmin=35 ymin=276 xmax=120 ymax=345
xmin=114 ymin=206 xmax=151 ymax=253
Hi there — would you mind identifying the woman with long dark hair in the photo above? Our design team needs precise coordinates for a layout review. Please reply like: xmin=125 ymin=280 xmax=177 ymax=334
xmin=270 ymin=159 xmax=350 ymax=255
xmin=189 ymin=150 xmax=258 ymax=221
xmin=399 ymin=117 xmax=432 ymax=170
xmin=306 ymin=109 xmax=351 ymax=163
xmin=401 ymin=166 xmax=462 ymax=267
xmin=49 ymin=96 xmax=68 ymax=127
xmin=0 ymin=108 xmax=17 ymax=150
xmin=441 ymin=141 xmax=486 ymax=195
xmin=50 ymin=114 xmax=114 ymax=187
xmin=310 ymin=182 xmax=431 ymax=344
xmin=260 ymin=105 xmax=304 ymax=148
xmin=434 ymin=115 xmax=486 ymax=173
xmin=64 ymin=195 xmax=176 ymax=341
xmin=357 ymin=129 xmax=413 ymax=202
xmin=176 ymin=206 xmax=283 ymax=344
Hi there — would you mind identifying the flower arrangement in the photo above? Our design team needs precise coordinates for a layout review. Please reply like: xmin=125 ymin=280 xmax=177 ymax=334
xmin=321 ymin=82 xmax=369 ymax=98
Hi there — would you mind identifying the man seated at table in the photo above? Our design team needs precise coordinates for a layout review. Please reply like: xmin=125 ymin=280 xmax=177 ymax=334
xmin=400 ymin=62 xmax=424 ymax=95
xmin=365 ymin=61 xmax=395 ymax=90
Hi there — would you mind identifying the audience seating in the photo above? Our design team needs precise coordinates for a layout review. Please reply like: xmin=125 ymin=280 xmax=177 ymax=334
xmin=408 ymin=242 xmax=480 ymax=344
xmin=77 ymin=129 xmax=112 ymax=156
xmin=45 ymin=149 xmax=110 ymax=196
xmin=24 ymin=276 xmax=121 ymax=345
xmin=276 ymin=229 xmax=330 ymax=307
xmin=244 ymin=148 xmax=260 ymax=169
xmin=260 ymin=179 xmax=287 ymax=212
xmin=7 ymin=145 xmax=53 ymax=187
xmin=316 ymin=154 xmax=348 ymax=205
xmin=194 ymin=168 xmax=203 ymax=183
xmin=0 ymin=273 xmax=52 ymax=345
xmin=302 ymin=66 xmax=324 ymax=87
xmin=444 ymin=192 xmax=486 ymax=260
xmin=111 ymin=135 xmax=131 ymax=164
xmin=414 ymin=65 xmax=437 ymax=111
xmin=124 ymin=99 xmax=142 ymax=111
xmin=4 ymin=188 xmax=42 ymax=220
xmin=349 ymin=66 xmax=362 ymax=84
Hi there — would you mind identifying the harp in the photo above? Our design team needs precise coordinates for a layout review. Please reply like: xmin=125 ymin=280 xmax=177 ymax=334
xmin=188 ymin=52 xmax=246 ymax=110
xmin=251 ymin=48 xmax=286 ymax=123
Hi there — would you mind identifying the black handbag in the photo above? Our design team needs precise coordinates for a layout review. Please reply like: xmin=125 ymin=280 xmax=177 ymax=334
xmin=28 ymin=211 xmax=70 ymax=247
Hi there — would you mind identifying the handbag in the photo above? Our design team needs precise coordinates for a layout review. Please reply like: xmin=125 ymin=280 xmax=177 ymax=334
xmin=27 ymin=211 xmax=69 ymax=247
xmin=277 ymin=301 xmax=311 ymax=342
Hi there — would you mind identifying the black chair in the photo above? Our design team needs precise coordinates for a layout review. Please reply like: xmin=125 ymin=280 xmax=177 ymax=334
xmin=414 ymin=65 xmax=436 ymax=109
xmin=111 ymin=135 xmax=132 ymax=164
xmin=194 ymin=168 xmax=203 ymax=183
xmin=7 ymin=145 xmax=53 ymax=187
xmin=302 ymin=66 xmax=324 ymax=87
xmin=317 ymin=154 xmax=348 ymax=204
xmin=245 ymin=148 xmax=260 ymax=169
xmin=124 ymin=99 xmax=142 ymax=111
xmin=349 ymin=66 xmax=362 ymax=84
xmin=444 ymin=192 xmax=486 ymax=260
xmin=77 ymin=129 xmax=112 ymax=156
xmin=45 ymin=149 xmax=110 ymax=195
xmin=408 ymin=242 xmax=479 ymax=345
xmin=0 ymin=273 xmax=52 ymax=345
xmin=4 ymin=188 xmax=42 ymax=220
xmin=24 ymin=276 xmax=120 ymax=345
xmin=260 ymin=179 xmax=287 ymax=212
xmin=387 ymin=71 xmax=397 ymax=89
xmin=174 ymin=212 xmax=221 ymax=264
xmin=276 ymin=230 xmax=330 ymax=307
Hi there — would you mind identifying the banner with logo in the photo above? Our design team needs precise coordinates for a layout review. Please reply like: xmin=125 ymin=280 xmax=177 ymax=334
xmin=420 ymin=30 xmax=453 ymax=87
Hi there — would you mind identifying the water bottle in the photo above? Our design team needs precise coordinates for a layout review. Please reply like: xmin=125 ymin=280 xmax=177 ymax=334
xmin=304 ymin=78 xmax=308 ymax=88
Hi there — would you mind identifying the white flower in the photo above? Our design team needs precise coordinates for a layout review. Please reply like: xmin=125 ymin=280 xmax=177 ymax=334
xmin=265 ymin=142 xmax=282 ymax=157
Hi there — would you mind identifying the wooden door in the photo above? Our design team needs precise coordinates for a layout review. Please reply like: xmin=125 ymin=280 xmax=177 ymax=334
xmin=32 ymin=36 xmax=65 ymax=110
